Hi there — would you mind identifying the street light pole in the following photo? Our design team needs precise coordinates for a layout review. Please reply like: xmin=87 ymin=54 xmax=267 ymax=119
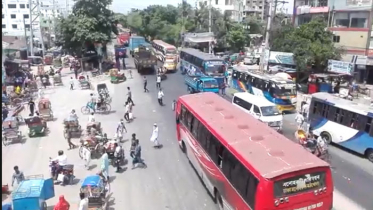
xmin=208 ymin=0 xmax=213 ymax=54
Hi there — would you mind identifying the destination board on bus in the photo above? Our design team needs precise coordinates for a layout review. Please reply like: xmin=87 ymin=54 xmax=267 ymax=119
xmin=204 ymin=61 xmax=223 ymax=66
xmin=274 ymin=172 xmax=326 ymax=197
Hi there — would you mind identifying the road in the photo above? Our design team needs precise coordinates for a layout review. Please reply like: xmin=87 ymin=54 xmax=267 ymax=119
xmin=138 ymin=57 xmax=372 ymax=209
xmin=2 ymin=55 xmax=371 ymax=210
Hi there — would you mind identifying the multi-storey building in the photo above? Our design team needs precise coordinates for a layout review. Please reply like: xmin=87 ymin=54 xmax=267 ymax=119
xmin=2 ymin=0 xmax=73 ymax=37
xmin=197 ymin=0 xmax=235 ymax=13
xmin=293 ymin=0 xmax=373 ymax=83
xmin=293 ymin=0 xmax=373 ymax=57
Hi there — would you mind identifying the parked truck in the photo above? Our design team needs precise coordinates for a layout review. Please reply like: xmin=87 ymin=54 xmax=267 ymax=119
xmin=134 ymin=45 xmax=157 ymax=74
xmin=129 ymin=36 xmax=147 ymax=57
xmin=184 ymin=75 xmax=220 ymax=94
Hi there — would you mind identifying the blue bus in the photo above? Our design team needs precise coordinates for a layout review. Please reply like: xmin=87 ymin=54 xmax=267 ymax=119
xmin=309 ymin=92 xmax=373 ymax=162
xmin=179 ymin=48 xmax=226 ymax=85
xmin=231 ymin=65 xmax=297 ymax=113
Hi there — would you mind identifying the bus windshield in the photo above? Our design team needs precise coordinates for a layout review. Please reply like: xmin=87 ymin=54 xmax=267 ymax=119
xmin=276 ymin=85 xmax=296 ymax=97
xmin=205 ymin=64 xmax=225 ymax=75
xmin=260 ymin=106 xmax=281 ymax=116
xmin=203 ymin=80 xmax=218 ymax=88
xmin=166 ymin=49 xmax=177 ymax=55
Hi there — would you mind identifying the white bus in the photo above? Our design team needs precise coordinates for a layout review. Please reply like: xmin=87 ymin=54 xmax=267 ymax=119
xmin=309 ymin=92 xmax=373 ymax=162
xmin=151 ymin=40 xmax=177 ymax=62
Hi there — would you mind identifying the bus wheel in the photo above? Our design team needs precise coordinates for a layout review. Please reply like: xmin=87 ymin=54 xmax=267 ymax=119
xmin=215 ymin=190 xmax=224 ymax=210
xmin=320 ymin=132 xmax=332 ymax=144
xmin=180 ymin=141 xmax=186 ymax=154
xmin=366 ymin=149 xmax=373 ymax=163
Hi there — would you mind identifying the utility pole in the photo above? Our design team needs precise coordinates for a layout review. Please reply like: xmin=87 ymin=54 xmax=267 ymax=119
xmin=260 ymin=0 xmax=273 ymax=72
xmin=37 ymin=0 xmax=45 ymax=54
xmin=365 ymin=0 xmax=373 ymax=56
xmin=181 ymin=0 xmax=186 ymax=48
xmin=29 ymin=0 xmax=35 ymax=56
xmin=208 ymin=0 xmax=213 ymax=54
xmin=23 ymin=17 xmax=29 ymax=56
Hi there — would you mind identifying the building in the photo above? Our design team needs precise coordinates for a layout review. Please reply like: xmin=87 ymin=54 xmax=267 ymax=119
xmin=2 ymin=0 xmax=73 ymax=37
xmin=197 ymin=0 xmax=235 ymax=15
xmin=293 ymin=0 xmax=373 ymax=83
xmin=293 ymin=0 xmax=373 ymax=57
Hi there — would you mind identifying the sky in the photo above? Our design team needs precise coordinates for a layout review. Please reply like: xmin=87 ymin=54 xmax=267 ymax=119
xmin=111 ymin=0 xmax=294 ymax=14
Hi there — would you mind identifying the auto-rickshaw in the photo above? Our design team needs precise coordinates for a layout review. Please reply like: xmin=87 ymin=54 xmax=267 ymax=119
xmin=44 ymin=54 xmax=53 ymax=65
xmin=2 ymin=117 xmax=22 ymax=146
xmin=11 ymin=175 xmax=55 ymax=210
xmin=28 ymin=56 xmax=44 ymax=66
xmin=109 ymin=68 xmax=126 ymax=84
xmin=24 ymin=116 xmax=48 ymax=137
xmin=80 ymin=175 xmax=108 ymax=210
xmin=38 ymin=98 xmax=53 ymax=121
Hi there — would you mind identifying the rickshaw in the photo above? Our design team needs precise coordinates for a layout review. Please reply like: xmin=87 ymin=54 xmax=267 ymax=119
xmin=97 ymin=83 xmax=112 ymax=103
xmin=79 ymin=134 xmax=107 ymax=159
xmin=11 ymin=175 xmax=55 ymax=210
xmin=53 ymin=56 xmax=62 ymax=68
xmin=2 ymin=117 xmax=22 ymax=146
xmin=86 ymin=122 xmax=102 ymax=135
xmin=78 ymin=75 xmax=92 ymax=89
xmin=28 ymin=56 xmax=44 ymax=66
xmin=27 ymin=80 xmax=39 ymax=92
xmin=44 ymin=54 xmax=53 ymax=65
xmin=63 ymin=117 xmax=82 ymax=139
xmin=80 ymin=175 xmax=108 ymax=210
xmin=8 ymin=104 xmax=25 ymax=123
xmin=25 ymin=116 xmax=47 ymax=137
xmin=52 ymin=74 xmax=63 ymax=85
xmin=38 ymin=98 xmax=53 ymax=121
xmin=109 ymin=68 xmax=126 ymax=84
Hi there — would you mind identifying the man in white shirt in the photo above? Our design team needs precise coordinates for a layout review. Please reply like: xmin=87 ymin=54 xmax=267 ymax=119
xmin=78 ymin=192 xmax=89 ymax=210
xmin=69 ymin=77 xmax=74 ymax=90
xmin=51 ymin=150 xmax=67 ymax=177
xmin=88 ymin=112 xmax=95 ymax=123
xmin=114 ymin=143 xmax=123 ymax=172
xmin=157 ymin=88 xmax=164 ymax=105
xmin=156 ymin=74 xmax=161 ymax=89
xmin=295 ymin=112 xmax=305 ymax=130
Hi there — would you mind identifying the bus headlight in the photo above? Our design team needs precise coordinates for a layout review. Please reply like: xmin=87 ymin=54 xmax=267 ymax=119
xmin=274 ymin=200 xmax=280 ymax=206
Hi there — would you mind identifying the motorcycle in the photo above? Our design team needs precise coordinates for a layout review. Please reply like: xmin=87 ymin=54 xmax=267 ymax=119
xmin=302 ymin=138 xmax=330 ymax=163
xmin=49 ymin=158 xmax=75 ymax=185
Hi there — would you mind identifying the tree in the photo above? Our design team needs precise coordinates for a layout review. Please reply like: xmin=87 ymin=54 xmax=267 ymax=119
xmin=271 ymin=18 xmax=342 ymax=71
xmin=226 ymin=24 xmax=250 ymax=52
xmin=55 ymin=0 xmax=117 ymax=58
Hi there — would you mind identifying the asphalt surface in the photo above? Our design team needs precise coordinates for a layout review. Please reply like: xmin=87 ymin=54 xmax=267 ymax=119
xmin=138 ymin=57 xmax=373 ymax=209
xmin=2 ymin=55 xmax=372 ymax=210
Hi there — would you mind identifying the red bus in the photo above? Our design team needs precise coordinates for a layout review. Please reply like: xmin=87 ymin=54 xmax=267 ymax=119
xmin=175 ymin=92 xmax=333 ymax=210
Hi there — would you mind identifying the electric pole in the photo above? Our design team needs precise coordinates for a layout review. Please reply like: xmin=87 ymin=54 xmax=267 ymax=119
xmin=181 ymin=0 xmax=186 ymax=48
xmin=260 ymin=0 xmax=273 ymax=72
xmin=37 ymin=0 xmax=45 ymax=54
xmin=208 ymin=0 xmax=212 ymax=54
xmin=29 ymin=0 xmax=35 ymax=56
xmin=23 ymin=17 xmax=29 ymax=56
xmin=29 ymin=0 xmax=45 ymax=56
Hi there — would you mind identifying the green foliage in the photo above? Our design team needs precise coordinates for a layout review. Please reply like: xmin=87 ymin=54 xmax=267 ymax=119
xmin=226 ymin=24 xmax=251 ymax=52
xmin=271 ymin=18 xmax=342 ymax=71
xmin=55 ymin=0 xmax=117 ymax=55
xmin=125 ymin=3 xmax=261 ymax=48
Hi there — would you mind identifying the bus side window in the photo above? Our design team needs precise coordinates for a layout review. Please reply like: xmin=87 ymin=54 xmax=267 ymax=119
xmin=208 ymin=136 xmax=220 ymax=165
xmin=186 ymin=110 xmax=193 ymax=130
xmin=369 ymin=117 xmax=373 ymax=136
xmin=365 ymin=117 xmax=372 ymax=133
xmin=197 ymin=124 xmax=207 ymax=147
xmin=327 ymin=106 xmax=336 ymax=121
xmin=222 ymin=150 xmax=233 ymax=179
xmin=356 ymin=115 xmax=367 ymax=131
xmin=191 ymin=116 xmax=200 ymax=137
xmin=246 ymin=173 xmax=259 ymax=209
xmin=246 ymin=74 xmax=252 ymax=84
xmin=203 ymin=131 xmax=212 ymax=153
xmin=342 ymin=110 xmax=353 ymax=127
xmin=321 ymin=104 xmax=329 ymax=118
xmin=181 ymin=105 xmax=187 ymax=125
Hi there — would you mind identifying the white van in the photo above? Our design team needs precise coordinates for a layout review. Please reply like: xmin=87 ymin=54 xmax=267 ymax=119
xmin=232 ymin=92 xmax=283 ymax=132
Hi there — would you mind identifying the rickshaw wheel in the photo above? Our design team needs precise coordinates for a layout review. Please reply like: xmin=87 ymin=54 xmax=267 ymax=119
xmin=41 ymin=201 xmax=47 ymax=210
xmin=63 ymin=130 xmax=68 ymax=139
xmin=103 ymin=104 xmax=111 ymax=113
xmin=81 ymin=106 xmax=90 ymax=115
xmin=2 ymin=137 xmax=8 ymax=146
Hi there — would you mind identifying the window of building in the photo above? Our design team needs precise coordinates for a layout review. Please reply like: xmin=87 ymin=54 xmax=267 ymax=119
xmin=225 ymin=0 xmax=229 ymax=5
xmin=333 ymin=35 xmax=340 ymax=43
xmin=25 ymin=24 xmax=30 ymax=29
xmin=350 ymin=12 xmax=368 ymax=28
xmin=12 ymin=24 xmax=17 ymax=29
xmin=10 ymin=14 xmax=16 ymax=19
xmin=216 ymin=0 xmax=219 ymax=4
xmin=23 ymin=14 xmax=29 ymax=19
xmin=8 ymin=4 xmax=16 ymax=9
xmin=27 ymin=4 xmax=29 ymax=8
xmin=2 ymin=24 xmax=6 ymax=29
xmin=20 ymin=4 xmax=25 ymax=9
xmin=2 ymin=14 xmax=4 ymax=19
xmin=369 ymin=37 xmax=373 ymax=49
xmin=334 ymin=13 xmax=349 ymax=27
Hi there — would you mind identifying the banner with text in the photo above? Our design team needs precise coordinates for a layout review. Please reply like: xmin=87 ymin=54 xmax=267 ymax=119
xmin=327 ymin=60 xmax=354 ymax=75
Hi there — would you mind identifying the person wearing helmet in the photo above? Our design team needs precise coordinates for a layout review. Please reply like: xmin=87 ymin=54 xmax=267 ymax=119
xmin=51 ymin=150 xmax=67 ymax=177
